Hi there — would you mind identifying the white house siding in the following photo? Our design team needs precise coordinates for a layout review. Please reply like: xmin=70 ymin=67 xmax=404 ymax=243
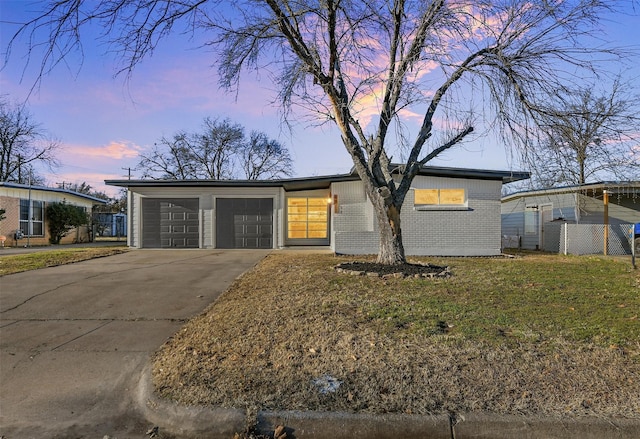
xmin=501 ymin=192 xmax=579 ymax=250
xmin=127 ymin=186 xmax=283 ymax=249
xmin=332 ymin=177 xmax=504 ymax=256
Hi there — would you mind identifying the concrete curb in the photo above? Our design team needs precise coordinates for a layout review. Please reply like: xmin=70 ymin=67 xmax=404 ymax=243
xmin=136 ymin=364 xmax=247 ymax=438
xmin=136 ymin=365 xmax=640 ymax=439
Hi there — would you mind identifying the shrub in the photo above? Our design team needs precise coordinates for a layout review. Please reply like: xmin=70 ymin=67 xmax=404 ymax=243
xmin=46 ymin=202 xmax=88 ymax=244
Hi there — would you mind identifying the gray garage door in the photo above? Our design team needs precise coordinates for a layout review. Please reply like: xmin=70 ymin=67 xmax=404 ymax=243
xmin=142 ymin=198 xmax=199 ymax=248
xmin=216 ymin=198 xmax=273 ymax=249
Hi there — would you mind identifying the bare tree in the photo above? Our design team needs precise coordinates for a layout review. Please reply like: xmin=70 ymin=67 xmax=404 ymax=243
xmin=137 ymin=132 xmax=198 ymax=180
xmin=519 ymin=80 xmax=640 ymax=187
xmin=5 ymin=0 xmax=633 ymax=263
xmin=194 ymin=117 xmax=245 ymax=179
xmin=136 ymin=117 xmax=293 ymax=180
xmin=63 ymin=181 xmax=111 ymax=200
xmin=241 ymin=131 xmax=293 ymax=180
xmin=0 ymin=98 xmax=59 ymax=183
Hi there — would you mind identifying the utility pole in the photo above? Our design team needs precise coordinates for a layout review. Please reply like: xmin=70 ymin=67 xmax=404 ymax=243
xmin=122 ymin=167 xmax=132 ymax=179
xmin=17 ymin=155 xmax=22 ymax=182
xmin=27 ymin=170 xmax=32 ymax=248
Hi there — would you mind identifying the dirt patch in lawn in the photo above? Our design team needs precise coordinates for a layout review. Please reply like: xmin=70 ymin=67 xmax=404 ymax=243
xmin=152 ymin=253 xmax=640 ymax=419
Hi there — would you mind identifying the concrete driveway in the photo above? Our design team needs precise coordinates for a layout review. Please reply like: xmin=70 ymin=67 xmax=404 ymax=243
xmin=0 ymin=249 xmax=269 ymax=438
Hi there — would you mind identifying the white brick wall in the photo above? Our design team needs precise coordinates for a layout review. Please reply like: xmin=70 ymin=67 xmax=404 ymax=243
xmin=332 ymin=177 xmax=503 ymax=256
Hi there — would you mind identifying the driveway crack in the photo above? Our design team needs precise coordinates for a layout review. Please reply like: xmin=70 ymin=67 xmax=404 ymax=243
xmin=51 ymin=320 xmax=113 ymax=351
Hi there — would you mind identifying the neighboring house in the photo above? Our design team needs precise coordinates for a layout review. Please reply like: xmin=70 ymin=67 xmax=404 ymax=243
xmin=501 ymin=182 xmax=640 ymax=252
xmin=106 ymin=166 xmax=529 ymax=256
xmin=0 ymin=182 xmax=108 ymax=247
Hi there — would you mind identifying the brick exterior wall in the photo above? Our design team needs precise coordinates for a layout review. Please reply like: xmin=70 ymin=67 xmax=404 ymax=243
xmin=332 ymin=177 xmax=504 ymax=256
xmin=0 ymin=190 xmax=95 ymax=247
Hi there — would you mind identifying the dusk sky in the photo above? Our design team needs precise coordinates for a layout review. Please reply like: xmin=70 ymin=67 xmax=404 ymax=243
xmin=1 ymin=1 xmax=639 ymax=198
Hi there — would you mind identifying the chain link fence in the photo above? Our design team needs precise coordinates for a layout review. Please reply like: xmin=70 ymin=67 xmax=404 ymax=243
xmin=558 ymin=223 xmax=633 ymax=255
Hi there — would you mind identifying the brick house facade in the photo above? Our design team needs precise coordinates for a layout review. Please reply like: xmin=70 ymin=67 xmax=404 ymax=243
xmin=0 ymin=182 xmax=107 ymax=247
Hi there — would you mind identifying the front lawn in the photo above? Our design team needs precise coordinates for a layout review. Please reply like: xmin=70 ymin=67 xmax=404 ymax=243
xmin=152 ymin=252 xmax=640 ymax=418
xmin=0 ymin=246 xmax=129 ymax=276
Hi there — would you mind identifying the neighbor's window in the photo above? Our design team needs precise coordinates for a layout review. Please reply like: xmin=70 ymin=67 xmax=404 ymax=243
xmin=524 ymin=205 xmax=538 ymax=235
xmin=287 ymin=197 xmax=328 ymax=239
xmin=414 ymin=188 xmax=466 ymax=206
xmin=20 ymin=199 xmax=44 ymax=236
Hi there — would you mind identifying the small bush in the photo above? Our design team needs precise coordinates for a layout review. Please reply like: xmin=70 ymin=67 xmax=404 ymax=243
xmin=46 ymin=202 xmax=88 ymax=244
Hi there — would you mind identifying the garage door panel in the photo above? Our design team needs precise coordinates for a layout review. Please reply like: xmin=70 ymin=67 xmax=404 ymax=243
xmin=216 ymin=198 xmax=273 ymax=249
xmin=142 ymin=198 xmax=199 ymax=248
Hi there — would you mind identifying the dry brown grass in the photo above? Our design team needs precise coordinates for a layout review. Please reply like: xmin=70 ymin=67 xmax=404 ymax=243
xmin=152 ymin=253 xmax=640 ymax=418
xmin=0 ymin=246 xmax=128 ymax=276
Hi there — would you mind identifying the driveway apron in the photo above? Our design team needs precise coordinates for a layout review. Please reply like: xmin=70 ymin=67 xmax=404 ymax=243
xmin=0 ymin=249 xmax=269 ymax=438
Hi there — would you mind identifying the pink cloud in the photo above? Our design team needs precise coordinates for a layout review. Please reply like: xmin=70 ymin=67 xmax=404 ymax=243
xmin=65 ymin=141 xmax=142 ymax=160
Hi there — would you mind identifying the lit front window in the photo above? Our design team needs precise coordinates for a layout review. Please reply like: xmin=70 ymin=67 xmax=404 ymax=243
xmin=415 ymin=188 xmax=466 ymax=206
xmin=287 ymin=198 xmax=328 ymax=239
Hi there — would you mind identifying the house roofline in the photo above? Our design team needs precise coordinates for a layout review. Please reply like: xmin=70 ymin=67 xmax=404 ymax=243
xmin=0 ymin=182 xmax=109 ymax=204
xmin=106 ymin=166 xmax=530 ymax=190
xmin=501 ymin=181 xmax=640 ymax=202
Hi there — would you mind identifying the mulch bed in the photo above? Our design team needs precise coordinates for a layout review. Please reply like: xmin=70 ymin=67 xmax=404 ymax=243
xmin=335 ymin=261 xmax=451 ymax=278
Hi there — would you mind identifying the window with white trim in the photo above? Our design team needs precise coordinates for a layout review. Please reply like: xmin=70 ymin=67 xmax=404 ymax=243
xmin=20 ymin=199 xmax=44 ymax=236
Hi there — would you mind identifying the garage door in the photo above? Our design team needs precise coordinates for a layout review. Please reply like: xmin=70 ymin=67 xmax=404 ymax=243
xmin=142 ymin=198 xmax=199 ymax=248
xmin=216 ymin=198 xmax=273 ymax=249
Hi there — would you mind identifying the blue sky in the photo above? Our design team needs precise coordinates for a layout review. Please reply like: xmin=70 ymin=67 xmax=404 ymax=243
xmin=1 ymin=1 xmax=639 ymax=197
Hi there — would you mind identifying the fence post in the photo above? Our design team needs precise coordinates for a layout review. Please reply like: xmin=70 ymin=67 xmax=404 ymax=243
xmin=603 ymin=190 xmax=609 ymax=256
xmin=563 ymin=224 xmax=568 ymax=255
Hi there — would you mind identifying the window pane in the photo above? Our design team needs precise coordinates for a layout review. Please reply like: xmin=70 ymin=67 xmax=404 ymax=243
xmin=440 ymin=189 xmax=465 ymax=205
xmin=288 ymin=198 xmax=307 ymax=206
xmin=32 ymin=201 xmax=44 ymax=221
xmin=415 ymin=189 xmax=439 ymax=205
xmin=288 ymin=213 xmax=308 ymax=222
xmin=308 ymin=199 xmax=327 ymax=207
xmin=32 ymin=222 xmax=43 ymax=236
xmin=20 ymin=199 xmax=29 ymax=221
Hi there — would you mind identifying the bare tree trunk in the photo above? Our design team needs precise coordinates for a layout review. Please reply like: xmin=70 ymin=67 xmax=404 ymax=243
xmin=369 ymin=190 xmax=406 ymax=265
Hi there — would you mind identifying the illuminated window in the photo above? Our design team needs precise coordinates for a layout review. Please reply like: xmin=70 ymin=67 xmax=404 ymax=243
xmin=414 ymin=188 xmax=466 ymax=206
xmin=287 ymin=198 xmax=328 ymax=239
